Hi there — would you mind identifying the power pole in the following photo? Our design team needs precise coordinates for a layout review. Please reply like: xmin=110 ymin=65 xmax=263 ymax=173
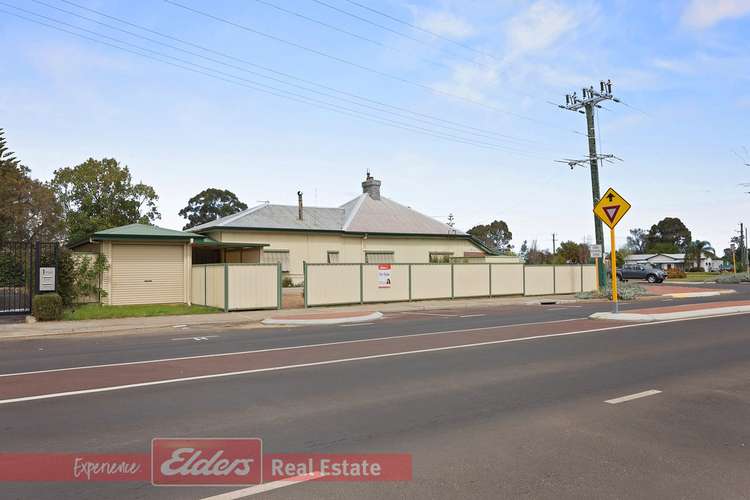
xmin=552 ymin=233 xmax=557 ymax=254
xmin=559 ymin=79 xmax=621 ymax=288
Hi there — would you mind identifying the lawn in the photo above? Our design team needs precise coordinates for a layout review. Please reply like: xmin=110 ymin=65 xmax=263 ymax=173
xmin=668 ymin=272 xmax=721 ymax=282
xmin=63 ymin=303 xmax=222 ymax=321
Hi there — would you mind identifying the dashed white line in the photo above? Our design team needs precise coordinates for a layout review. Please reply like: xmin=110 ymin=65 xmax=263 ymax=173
xmin=459 ymin=314 xmax=486 ymax=318
xmin=200 ymin=473 xmax=323 ymax=499
xmin=338 ymin=322 xmax=375 ymax=327
xmin=408 ymin=312 xmax=457 ymax=317
xmin=605 ymin=389 xmax=662 ymax=404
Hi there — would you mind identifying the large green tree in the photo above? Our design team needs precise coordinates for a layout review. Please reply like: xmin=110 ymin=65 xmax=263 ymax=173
xmin=0 ymin=129 xmax=63 ymax=241
xmin=467 ymin=220 xmax=513 ymax=254
xmin=646 ymin=217 xmax=692 ymax=253
xmin=51 ymin=158 xmax=160 ymax=242
xmin=626 ymin=228 xmax=648 ymax=254
xmin=179 ymin=188 xmax=248 ymax=230
xmin=685 ymin=240 xmax=715 ymax=270
xmin=555 ymin=240 xmax=590 ymax=264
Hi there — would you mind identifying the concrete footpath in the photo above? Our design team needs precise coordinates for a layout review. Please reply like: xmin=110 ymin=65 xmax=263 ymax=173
xmin=0 ymin=294 xmax=588 ymax=340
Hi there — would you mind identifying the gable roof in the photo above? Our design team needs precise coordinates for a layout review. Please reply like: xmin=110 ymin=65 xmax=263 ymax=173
xmin=191 ymin=195 xmax=465 ymax=237
xmin=68 ymin=223 xmax=200 ymax=248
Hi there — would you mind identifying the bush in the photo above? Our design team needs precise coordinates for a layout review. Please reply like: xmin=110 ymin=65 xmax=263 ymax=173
xmin=716 ymin=274 xmax=750 ymax=284
xmin=0 ymin=253 xmax=26 ymax=287
xmin=686 ymin=267 xmax=704 ymax=272
xmin=576 ymin=281 xmax=648 ymax=301
xmin=57 ymin=249 xmax=76 ymax=307
xmin=282 ymin=276 xmax=294 ymax=288
xmin=667 ymin=268 xmax=686 ymax=279
xmin=32 ymin=293 xmax=63 ymax=321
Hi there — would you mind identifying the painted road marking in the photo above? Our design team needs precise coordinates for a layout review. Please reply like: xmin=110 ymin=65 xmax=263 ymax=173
xmin=605 ymin=389 xmax=662 ymax=404
xmin=172 ymin=324 xmax=188 ymax=328
xmin=459 ymin=314 xmax=486 ymax=318
xmin=338 ymin=322 xmax=375 ymax=327
xmin=0 ymin=318 xmax=583 ymax=378
xmin=170 ymin=335 xmax=219 ymax=341
xmin=0 ymin=315 xmax=738 ymax=405
xmin=200 ymin=473 xmax=323 ymax=499
xmin=407 ymin=312 xmax=457 ymax=317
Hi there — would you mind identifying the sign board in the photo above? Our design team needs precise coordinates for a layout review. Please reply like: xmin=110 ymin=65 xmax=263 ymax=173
xmin=593 ymin=187 xmax=631 ymax=229
xmin=39 ymin=267 xmax=56 ymax=292
xmin=377 ymin=264 xmax=392 ymax=288
xmin=589 ymin=244 xmax=603 ymax=259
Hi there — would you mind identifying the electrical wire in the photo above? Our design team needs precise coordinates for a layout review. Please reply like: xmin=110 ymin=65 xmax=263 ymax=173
xmin=0 ymin=6 xmax=550 ymax=157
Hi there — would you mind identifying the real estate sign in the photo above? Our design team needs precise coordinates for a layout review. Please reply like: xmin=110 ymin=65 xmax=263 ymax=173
xmin=377 ymin=264 xmax=392 ymax=288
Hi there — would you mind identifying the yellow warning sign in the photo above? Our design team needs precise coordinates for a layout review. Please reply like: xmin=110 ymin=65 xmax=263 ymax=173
xmin=594 ymin=187 xmax=631 ymax=229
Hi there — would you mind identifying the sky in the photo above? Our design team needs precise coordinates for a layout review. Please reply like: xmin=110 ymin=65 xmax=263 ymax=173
xmin=2 ymin=0 xmax=750 ymax=253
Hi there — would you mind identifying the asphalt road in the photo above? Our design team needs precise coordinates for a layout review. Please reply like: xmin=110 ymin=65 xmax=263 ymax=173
xmin=1 ymin=287 xmax=750 ymax=499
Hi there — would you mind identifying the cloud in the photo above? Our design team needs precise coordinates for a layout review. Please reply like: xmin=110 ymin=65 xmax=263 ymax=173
xmin=505 ymin=0 xmax=581 ymax=57
xmin=431 ymin=62 xmax=499 ymax=101
xmin=681 ymin=0 xmax=750 ymax=29
xmin=415 ymin=10 xmax=476 ymax=39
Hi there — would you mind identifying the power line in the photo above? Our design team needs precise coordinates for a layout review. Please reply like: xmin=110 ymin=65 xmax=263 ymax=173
xmin=162 ymin=0 xmax=569 ymax=131
xmin=0 ymin=6 xmax=549 ymax=156
xmin=32 ymin=0 xmax=546 ymax=148
xmin=339 ymin=0 xmax=498 ymax=63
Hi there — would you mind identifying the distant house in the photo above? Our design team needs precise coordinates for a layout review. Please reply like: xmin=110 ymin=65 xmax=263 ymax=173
xmin=624 ymin=252 xmax=722 ymax=272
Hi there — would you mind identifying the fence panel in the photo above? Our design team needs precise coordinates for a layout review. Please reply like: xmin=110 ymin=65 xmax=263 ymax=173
xmin=554 ymin=265 xmax=582 ymax=294
xmin=453 ymin=264 xmax=490 ymax=298
xmin=227 ymin=264 xmax=279 ymax=310
xmin=191 ymin=265 xmax=207 ymax=306
xmin=306 ymin=264 xmax=360 ymax=306
xmin=362 ymin=264 xmax=409 ymax=303
xmin=490 ymin=264 xmax=525 ymax=296
xmin=582 ymin=265 xmax=598 ymax=292
xmin=524 ymin=266 xmax=555 ymax=296
xmin=411 ymin=264 xmax=452 ymax=300
xmin=205 ymin=265 xmax=225 ymax=309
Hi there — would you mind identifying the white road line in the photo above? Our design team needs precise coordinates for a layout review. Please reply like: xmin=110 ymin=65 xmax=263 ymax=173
xmin=545 ymin=307 xmax=569 ymax=311
xmin=605 ymin=389 xmax=662 ymax=404
xmin=200 ymin=474 xmax=322 ymax=499
xmin=172 ymin=324 xmax=188 ymax=328
xmin=0 ymin=315 xmax=735 ymax=405
xmin=0 ymin=318 xmax=583 ymax=378
xmin=338 ymin=322 xmax=375 ymax=327
xmin=459 ymin=314 xmax=486 ymax=318
xmin=407 ymin=312 xmax=457 ymax=317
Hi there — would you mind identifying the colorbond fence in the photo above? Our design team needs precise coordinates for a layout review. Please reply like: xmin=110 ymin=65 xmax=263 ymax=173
xmin=304 ymin=263 xmax=598 ymax=307
xmin=191 ymin=263 xmax=281 ymax=311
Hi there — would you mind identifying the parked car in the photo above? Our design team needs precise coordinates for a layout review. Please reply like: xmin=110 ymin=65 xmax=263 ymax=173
xmin=611 ymin=264 xmax=666 ymax=283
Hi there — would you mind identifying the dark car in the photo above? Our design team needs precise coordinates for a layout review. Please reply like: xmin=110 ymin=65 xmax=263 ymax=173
xmin=614 ymin=264 xmax=666 ymax=283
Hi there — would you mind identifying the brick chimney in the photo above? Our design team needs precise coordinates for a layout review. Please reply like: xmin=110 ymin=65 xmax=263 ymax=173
xmin=361 ymin=171 xmax=381 ymax=200
xmin=297 ymin=191 xmax=303 ymax=220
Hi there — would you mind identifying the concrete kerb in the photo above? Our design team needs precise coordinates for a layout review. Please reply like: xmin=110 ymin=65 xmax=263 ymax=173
xmin=590 ymin=305 xmax=750 ymax=322
xmin=262 ymin=312 xmax=383 ymax=326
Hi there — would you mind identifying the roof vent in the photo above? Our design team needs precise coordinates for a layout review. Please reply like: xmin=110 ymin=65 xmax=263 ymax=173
xmin=361 ymin=172 xmax=381 ymax=200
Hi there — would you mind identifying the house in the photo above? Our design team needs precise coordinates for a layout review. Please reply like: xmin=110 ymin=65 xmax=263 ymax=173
xmin=624 ymin=252 xmax=722 ymax=272
xmin=70 ymin=174 xmax=492 ymax=305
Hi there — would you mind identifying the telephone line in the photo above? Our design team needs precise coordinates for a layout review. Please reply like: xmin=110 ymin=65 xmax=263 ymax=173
xmin=36 ymin=0 xmax=545 ymax=148
xmin=0 ymin=7 xmax=548 ymax=156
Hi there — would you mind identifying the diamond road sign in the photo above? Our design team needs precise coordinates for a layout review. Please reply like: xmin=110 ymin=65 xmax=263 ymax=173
xmin=593 ymin=187 xmax=631 ymax=229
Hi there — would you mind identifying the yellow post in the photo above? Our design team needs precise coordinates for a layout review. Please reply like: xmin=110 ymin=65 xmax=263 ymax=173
xmin=733 ymin=250 xmax=737 ymax=275
xmin=610 ymin=227 xmax=618 ymax=313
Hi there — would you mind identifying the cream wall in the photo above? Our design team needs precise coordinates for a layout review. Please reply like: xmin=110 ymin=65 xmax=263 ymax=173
xmin=212 ymin=230 xmax=484 ymax=279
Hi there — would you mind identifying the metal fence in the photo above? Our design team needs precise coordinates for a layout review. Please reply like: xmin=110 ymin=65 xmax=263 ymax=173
xmin=304 ymin=262 xmax=598 ymax=307
xmin=0 ymin=241 xmax=59 ymax=315
xmin=191 ymin=263 xmax=282 ymax=312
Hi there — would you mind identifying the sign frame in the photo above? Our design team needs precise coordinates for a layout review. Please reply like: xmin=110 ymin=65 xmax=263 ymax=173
xmin=593 ymin=187 xmax=631 ymax=229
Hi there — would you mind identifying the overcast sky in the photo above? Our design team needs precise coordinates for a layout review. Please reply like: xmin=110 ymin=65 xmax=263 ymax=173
xmin=2 ymin=0 xmax=749 ymax=252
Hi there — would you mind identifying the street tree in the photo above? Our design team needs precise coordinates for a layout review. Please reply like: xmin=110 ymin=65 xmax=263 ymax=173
xmin=51 ymin=158 xmax=160 ymax=242
xmin=0 ymin=129 xmax=63 ymax=241
xmin=646 ymin=217 xmax=692 ymax=253
xmin=685 ymin=240 xmax=715 ymax=270
xmin=467 ymin=220 xmax=513 ymax=254
xmin=179 ymin=188 xmax=248 ymax=229
xmin=555 ymin=241 xmax=590 ymax=264
xmin=626 ymin=228 xmax=648 ymax=253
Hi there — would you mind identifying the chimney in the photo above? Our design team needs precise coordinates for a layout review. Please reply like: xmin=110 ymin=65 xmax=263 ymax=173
xmin=361 ymin=171 xmax=381 ymax=200
xmin=297 ymin=191 xmax=303 ymax=220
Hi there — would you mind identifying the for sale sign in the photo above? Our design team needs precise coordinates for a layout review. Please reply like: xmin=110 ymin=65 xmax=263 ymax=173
xmin=377 ymin=264 xmax=392 ymax=288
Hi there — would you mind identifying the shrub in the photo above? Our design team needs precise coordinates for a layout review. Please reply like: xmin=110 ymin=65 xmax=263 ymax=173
xmin=686 ymin=267 xmax=704 ymax=273
xmin=32 ymin=293 xmax=63 ymax=321
xmin=0 ymin=253 xmax=26 ymax=287
xmin=716 ymin=274 xmax=744 ymax=284
xmin=576 ymin=281 xmax=648 ymax=301
xmin=57 ymin=249 xmax=76 ymax=307
xmin=282 ymin=276 xmax=294 ymax=288
xmin=666 ymin=268 xmax=686 ymax=279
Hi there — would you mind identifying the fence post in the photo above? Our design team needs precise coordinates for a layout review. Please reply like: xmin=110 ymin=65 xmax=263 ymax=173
xmin=359 ymin=264 xmax=364 ymax=304
xmin=277 ymin=262 xmax=282 ymax=309
xmin=522 ymin=265 xmax=526 ymax=296
xmin=204 ymin=265 xmax=207 ymax=306
xmin=552 ymin=265 xmax=556 ymax=294
xmin=408 ymin=264 xmax=412 ymax=301
xmin=450 ymin=263 xmax=455 ymax=299
xmin=488 ymin=264 xmax=492 ymax=298
xmin=303 ymin=261 xmax=308 ymax=308
xmin=223 ymin=263 xmax=229 ymax=312
xmin=580 ymin=265 xmax=584 ymax=292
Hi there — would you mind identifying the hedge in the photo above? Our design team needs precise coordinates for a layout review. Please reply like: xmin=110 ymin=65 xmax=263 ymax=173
xmin=32 ymin=293 xmax=63 ymax=321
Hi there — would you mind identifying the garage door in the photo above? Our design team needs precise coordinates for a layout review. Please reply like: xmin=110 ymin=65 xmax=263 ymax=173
xmin=111 ymin=244 xmax=185 ymax=305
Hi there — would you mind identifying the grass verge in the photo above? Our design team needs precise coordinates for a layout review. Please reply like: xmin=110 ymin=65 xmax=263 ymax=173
xmin=63 ymin=303 xmax=222 ymax=321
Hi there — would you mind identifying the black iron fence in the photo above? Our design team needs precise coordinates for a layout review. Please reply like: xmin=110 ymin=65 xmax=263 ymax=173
xmin=0 ymin=241 xmax=59 ymax=315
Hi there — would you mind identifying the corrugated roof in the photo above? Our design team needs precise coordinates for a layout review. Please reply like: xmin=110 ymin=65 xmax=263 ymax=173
xmin=192 ymin=195 xmax=464 ymax=236
xmin=93 ymin=224 xmax=200 ymax=239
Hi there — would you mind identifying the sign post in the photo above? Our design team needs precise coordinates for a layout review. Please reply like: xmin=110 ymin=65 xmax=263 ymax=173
xmin=593 ymin=187 xmax=632 ymax=313
xmin=589 ymin=244 xmax=603 ymax=291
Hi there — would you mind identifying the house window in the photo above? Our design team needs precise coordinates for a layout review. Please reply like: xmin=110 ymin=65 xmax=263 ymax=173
xmin=365 ymin=251 xmax=394 ymax=264
xmin=429 ymin=252 xmax=453 ymax=264
xmin=262 ymin=250 xmax=290 ymax=272
xmin=327 ymin=251 xmax=339 ymax=264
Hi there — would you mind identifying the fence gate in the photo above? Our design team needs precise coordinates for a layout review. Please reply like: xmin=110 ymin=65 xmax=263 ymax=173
xmin=0 ymin=241 xmax=59 ymax=315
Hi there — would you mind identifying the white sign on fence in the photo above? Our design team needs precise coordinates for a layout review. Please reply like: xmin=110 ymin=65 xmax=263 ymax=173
xmin=377 ymin=264 xmax=392 ymax=288
xmin=39 ymin=267 xmax=56 ymax=292
xmin=589 ymin=244 xmax=603 ymax=259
